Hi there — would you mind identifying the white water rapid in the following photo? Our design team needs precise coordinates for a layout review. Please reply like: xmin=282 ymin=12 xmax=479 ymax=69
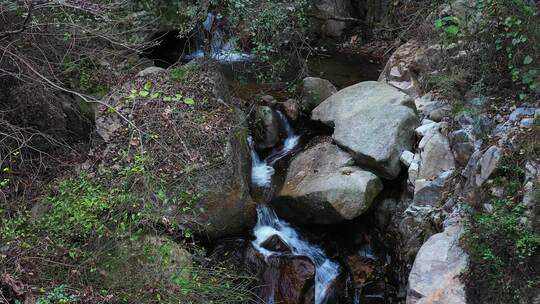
xmin=252 ymin=207 xmax=340 ymax=304
xmin=248 ymin=110 xmax=340 ymax=304
xmin=248 ymin=111 xmax=300 ymax=188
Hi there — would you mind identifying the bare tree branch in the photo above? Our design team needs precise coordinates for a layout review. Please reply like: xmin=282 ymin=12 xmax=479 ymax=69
xmin=0 ymin=1 xmax=33 ymax=39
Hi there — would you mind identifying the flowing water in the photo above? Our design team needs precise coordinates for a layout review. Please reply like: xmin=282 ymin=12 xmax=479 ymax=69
xmin=265 ymin=111 xmax=300 ymax=166
xmin=252 ymin=207 xmax=340 ymax=304
xmin=248 ymin=111 xmax=340 ymax=304
xmin=248 ymin=136 xmax=275 ymax=188
xmin=248 ymin=111 xmax=299 ymax=187
xmin=187 ymin=13 xmax=255 ymax=63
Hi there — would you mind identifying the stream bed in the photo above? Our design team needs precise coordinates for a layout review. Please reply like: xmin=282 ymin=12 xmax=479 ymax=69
xmin=248 ymin=112 xmax=339 ymax=304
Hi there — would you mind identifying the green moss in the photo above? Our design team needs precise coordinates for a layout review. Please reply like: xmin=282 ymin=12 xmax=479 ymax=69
xmin=170 ymin=65 xmax=192 ymax=82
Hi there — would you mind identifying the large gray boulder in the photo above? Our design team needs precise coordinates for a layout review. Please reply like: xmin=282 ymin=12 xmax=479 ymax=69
xmin=271 ymin=139 xmax=383 ymax=224
xmin=407 ymin=225 xmax=467 ymax=304
xmin=311 ymin=81 xmax=418 ymax=179
xmin=301 ymin=77 xmax=337 ymax=113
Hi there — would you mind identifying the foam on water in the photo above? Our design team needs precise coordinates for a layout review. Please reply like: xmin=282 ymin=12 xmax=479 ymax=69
xmin=248 ymin=136 xmax=275 ymax=187
xmin=252 ymin=207 xmax=340 ymax=304
xmin=248 ymin=111 xmax=340 ymax=304
xmin=265 ymin=111 xmax=300 ymax=166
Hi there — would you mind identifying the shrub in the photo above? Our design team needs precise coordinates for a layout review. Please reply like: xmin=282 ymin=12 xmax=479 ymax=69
xmin=214 ymin=0 xmax=310 ymax=83
xmin=464 ymin=130 xmax=540 ymax=303
xmin=479 ymin=0 xmax=540 ymax=99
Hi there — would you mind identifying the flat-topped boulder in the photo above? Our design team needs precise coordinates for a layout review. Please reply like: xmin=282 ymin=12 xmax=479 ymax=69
xmin=311 ymin=81 xmax=418 ymax=179
xmin=271 ymin=139 xmax=383 ymax=224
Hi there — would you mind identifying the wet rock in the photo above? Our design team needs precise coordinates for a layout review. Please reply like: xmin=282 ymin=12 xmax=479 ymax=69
xmin=261 ymin=235 xmax=292 ymax=253
xmin=272 ymin=139 xmax=383 ymax=224
xmin=312 ymin=81 xmax=418 ymax=179
xmin=303 ymin=286 xmax=315 ymax=304
xmin=321 ymin=271 xmax=349 ymax=303
xmin=374 ymin=198 xmax=397 ymax=230
xmin=417 ymin=131 xmax=455 ymax=181
xmin=251 ymin=105 xmax=282 ymax=150
xmin=346 ymin=254 xmax=376 ymax=288
xmin=261 ymin=95 xmax=278 ymax=106
xmin=211 ymin=239 xmax=266 ymax=276
xmin=279 ymin=98 xmax=300 ymax=122
xmin=398 ymin=204 xmax=439 ymax=262
xmin=407 ymin=225 xmax=467 ymax=304
xmin=192 ymin=119 xmax=257 ymax=239
xmin=262 ymin=255 xmax=315 ymax=304
xmin=301 ymin=77 xmax=337 ymax=113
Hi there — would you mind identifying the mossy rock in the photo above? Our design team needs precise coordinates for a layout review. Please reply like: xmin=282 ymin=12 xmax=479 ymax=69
xmin=101 ymin=235 xmax=191 ymax=300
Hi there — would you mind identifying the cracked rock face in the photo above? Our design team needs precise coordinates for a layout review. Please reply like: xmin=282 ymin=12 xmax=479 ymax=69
xmin=407 ymin=225 xmax=467 ymax=304
xmin=311 ymin=81 xmax=418 ymax=179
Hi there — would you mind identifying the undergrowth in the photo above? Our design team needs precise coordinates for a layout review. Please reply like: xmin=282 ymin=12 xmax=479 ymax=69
xmin=0 ymin=166 xmax=254 ymax=303
xmin=0 ymin=64 xmax=255 ymax=303
xmin=463 ymin=122 xmax=540 ymax=303
xmin=427 ymin=0 xmax=540 ymax=102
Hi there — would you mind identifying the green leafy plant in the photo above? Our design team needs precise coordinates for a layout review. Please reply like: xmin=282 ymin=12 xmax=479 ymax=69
xmin=433 ymin=15 xmax=463 ymax=44
xmin=216 ymin=0 xmax=310 ymax=83
xmin=170 ymin=66 xmax=191 ymax=82
xmin=36 ymin=285 xmax=76 ymax=304
xmin=480 ymin=0 xmax=540 ymax=98
xmin=128 ymin=82 xmax=195 ymax=105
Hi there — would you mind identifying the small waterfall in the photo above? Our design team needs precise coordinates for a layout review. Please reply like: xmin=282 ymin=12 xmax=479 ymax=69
xmin=265 ymin=111 xmax=300 ymax=166
xmin=252 ymin=207 xmax=340 ymax=304
xmin=248 ymin=136 xmax=275 ymax=187
xmin=188 ymin=13 xmax=255 ymax=63
xmin=248 ymin=112 xmax=339 ymax=304
xmin=249 ymin=110 xmax=299 ymax=187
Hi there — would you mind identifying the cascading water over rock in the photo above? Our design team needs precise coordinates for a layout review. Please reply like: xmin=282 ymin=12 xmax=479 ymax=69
xmin=248 ymin=110 xmax=299 ymax=187
xmin=252 ymin=207 xmax=340 ymax=304
xmin=248 ymin=136 xmax=275 ymax=188
xmin=186 ymin=13 xmax=255 ymax=63
xmin=248 ymin=110 xmax=339 ymax=304
xmin=266 ymin=111 xmax=300 ymax=166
